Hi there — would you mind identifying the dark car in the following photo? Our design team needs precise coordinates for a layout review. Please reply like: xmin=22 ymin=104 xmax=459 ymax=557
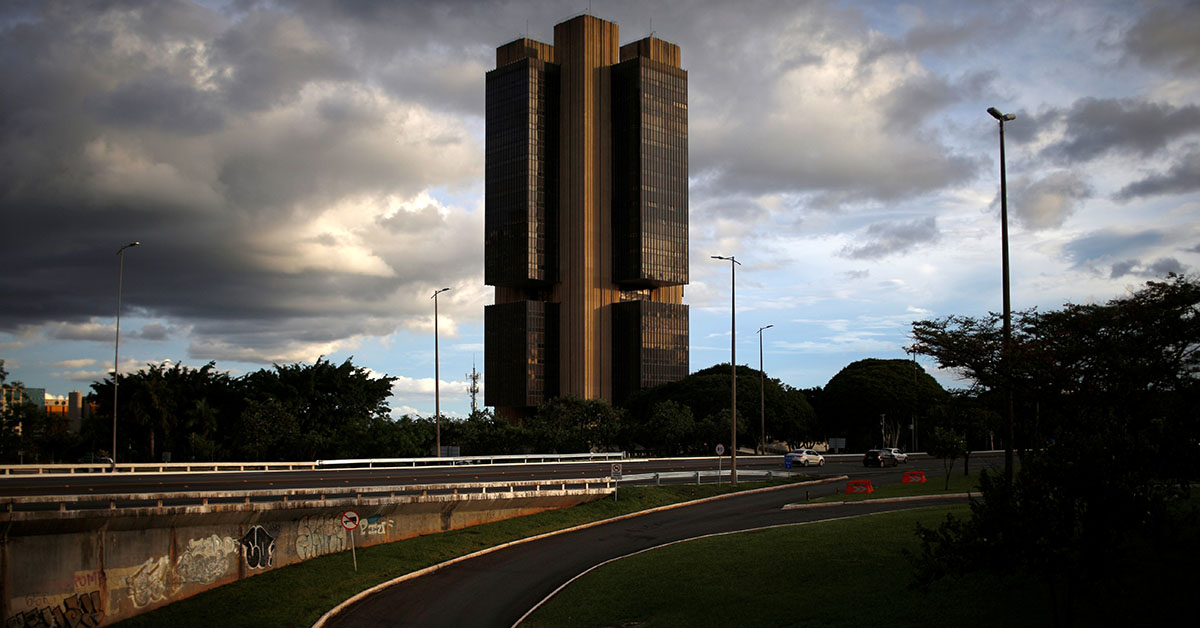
xmin=863 ymin=449 xmax=898 ymax=468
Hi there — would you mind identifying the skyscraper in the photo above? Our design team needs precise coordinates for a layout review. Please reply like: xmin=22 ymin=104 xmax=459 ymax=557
xmin=484 ymin=15 xmax=690 ymax=420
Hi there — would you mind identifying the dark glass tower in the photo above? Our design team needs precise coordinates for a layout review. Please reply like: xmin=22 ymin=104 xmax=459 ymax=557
xmin=485 ymin=16 xmax=689 ymax=420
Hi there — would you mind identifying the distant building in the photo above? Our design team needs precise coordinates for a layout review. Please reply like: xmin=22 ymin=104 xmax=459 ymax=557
xmin=484 ymin=14 xmax=690 ymax=421
xmin=3 ymin=386 xmax=90 ymax=433
xmin=2 ymin=384 xmax=44 ymax=412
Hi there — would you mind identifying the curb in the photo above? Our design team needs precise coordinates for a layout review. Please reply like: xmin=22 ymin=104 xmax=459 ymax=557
xmin=782 ymin=492 xmax=973 ymax=510
xmin=310 ymin=475 xmax=846 ymax=628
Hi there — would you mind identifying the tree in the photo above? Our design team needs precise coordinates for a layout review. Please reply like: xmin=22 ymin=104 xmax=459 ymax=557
xmin=525 ymin=396 xmax=621 ymax=453
xmin=622 ymin=364 xmax=817 ymax=454
xmin=925 ymin=389 xmax=1000 ymax=474
xmin=910 ymin=275 xmax=1200 ymax=620
xmin=924 ymin=426 xmax=966 ymax=490
xmin=643 ymin=400 xmax=695 ymax=456
xmin=85 ymin=356 xmax=399 ymax=462
xmin=88 ymin=361 xmax=238 ymax=462
xmin=821 ymin=359 xmax=948 ymax=451
xmin=240 ymin=357 xmax=397 ymax=460
xmin=444 ymin=409 xmax=525 ymax=455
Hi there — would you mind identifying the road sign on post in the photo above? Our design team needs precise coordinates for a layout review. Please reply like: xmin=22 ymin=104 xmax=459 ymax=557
xmin=611 ymin=463 xmax=622 ymax=501
xmin=341 ymin=510 xmax=360 ymax=572
xmin=716 ymin=444 xmax=725 ymax=484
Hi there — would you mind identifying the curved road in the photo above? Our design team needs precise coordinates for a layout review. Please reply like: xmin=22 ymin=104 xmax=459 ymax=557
xmin=322 ymin=472 xmax=976 ymax=628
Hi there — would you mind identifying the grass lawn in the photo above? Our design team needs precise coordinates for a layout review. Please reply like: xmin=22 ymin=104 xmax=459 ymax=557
xmin=523 ymin=480 xmax=1200 ymax=628
xmin=519 ymin=504 xmax=1055 ymax=628
xmin=114 ymin=477 xmax=818 ymax=627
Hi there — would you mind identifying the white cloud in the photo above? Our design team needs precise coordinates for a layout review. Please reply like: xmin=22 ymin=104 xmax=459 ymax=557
xmin=1007 ymin=171 xmax=1093 ymax=230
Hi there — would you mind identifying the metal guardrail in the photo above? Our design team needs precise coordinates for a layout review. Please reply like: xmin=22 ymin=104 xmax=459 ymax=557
xmin=314 ymin=452 xmax=624 ymax=468
xmin=0 ymin=452 xmax=625 ymax=476
xmin=3 ymin=476 xmax=615 ymax=514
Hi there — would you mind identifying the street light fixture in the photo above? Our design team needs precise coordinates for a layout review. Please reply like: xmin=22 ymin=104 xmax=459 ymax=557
xmin=988 ymin=106 xmax=1016 ymax=482
xmin=711 ymin=255 xmax=741 ymax=485
xmin=113 ymin=241 xmax=140 ymax=467
xmin=431 ymin=287 xmax=452 ymax=457
xmin=757 ymin=324 xmax=773 ymax=455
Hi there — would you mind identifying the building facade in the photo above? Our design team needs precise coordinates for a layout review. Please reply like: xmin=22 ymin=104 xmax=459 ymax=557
xmin=484 ymin=15 xmax=690 ymax=420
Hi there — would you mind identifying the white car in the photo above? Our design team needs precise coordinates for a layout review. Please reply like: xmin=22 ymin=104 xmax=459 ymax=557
xmin=785 ymin=449 xmax=825 ymax=467
xmin=883 ymin=447 xmax=909 ymax=463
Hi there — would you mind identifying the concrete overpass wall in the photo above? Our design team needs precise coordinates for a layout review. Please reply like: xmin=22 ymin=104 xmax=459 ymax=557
xmin=2 ymin=486 xmax=610 ymax=626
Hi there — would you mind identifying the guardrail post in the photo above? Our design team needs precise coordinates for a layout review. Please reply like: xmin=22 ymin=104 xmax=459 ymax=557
xmin=695 ymin=471 xmax=701 ymax=485
xmin=655 ymin=473 xmax=660 ymax=486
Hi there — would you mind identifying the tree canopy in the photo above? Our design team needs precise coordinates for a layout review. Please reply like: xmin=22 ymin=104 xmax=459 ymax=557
xmin=622 ymin=363 xmax=818 ymax=454
xmin=910 ymin=274 xmax=1200 ymax=618
xmin=821 ymin=358 xmax=948 ymax=451
xmin=82 ymin=357 xmax=399 ymax=463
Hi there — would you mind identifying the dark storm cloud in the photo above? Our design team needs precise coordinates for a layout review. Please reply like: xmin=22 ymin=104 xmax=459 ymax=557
xmin=840 ymin=217 xmax=941 ymax=260
xmin=1109 ymin=257 xmax=1186 ymax=279
xmin=1122 ymin=2 xmax=1200 ymax=76
xmin=0 ymin=0 xmax=483 ymax=363
xmin=1115 ymin=149 xmax=1200 ymax=200
xmin=1035 ymin=98 xmax=1200 ymax=163
xmin=99 ymin=70 xmax=226 ymax=134
xmin=210 ymin=9 xmax=355 ymax=112
xmin=1062 ymin=229 xmax=1166 ymax=270
xmin=131 ymin=323 xmax=174 ymax=341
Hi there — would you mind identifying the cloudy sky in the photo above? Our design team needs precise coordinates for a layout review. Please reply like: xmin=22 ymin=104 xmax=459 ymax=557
xmin=2 ymin=0 xmax=1197 ymax=419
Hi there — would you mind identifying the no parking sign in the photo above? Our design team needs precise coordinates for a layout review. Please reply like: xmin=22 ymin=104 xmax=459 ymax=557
xmin=341 ymin=510 xmax=360 ymax=572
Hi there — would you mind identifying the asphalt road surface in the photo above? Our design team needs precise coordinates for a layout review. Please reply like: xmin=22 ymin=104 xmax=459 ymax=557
xmin=322 ymin=474 xmax=978 ymax=628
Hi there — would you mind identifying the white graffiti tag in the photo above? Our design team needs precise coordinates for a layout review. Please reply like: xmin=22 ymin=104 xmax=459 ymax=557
xmin=126 ymin=556 xmax=169 ymax=607
xmin=177 ymin=534 xmax=239 ymax=586
xmin=295 ymin=515 xmax=345 ymax=560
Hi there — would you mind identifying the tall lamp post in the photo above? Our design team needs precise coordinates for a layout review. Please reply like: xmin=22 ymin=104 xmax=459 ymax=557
xmin=757 ymin=324 xmax=773 ymax=455
xmin=431 ymin=287 xmax=451 ymax=457
xmin=113 ymin=241 xmax=140 ymax=467
xmin=711 ymin=255 xmax=741 ymax=484
xmin=988 ymin=106 xmax=1016 ymax=482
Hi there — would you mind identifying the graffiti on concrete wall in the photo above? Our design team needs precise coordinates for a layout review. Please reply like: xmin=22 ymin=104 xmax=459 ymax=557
xmin=126 ymin=555 xmax=169 ymax=608
xmin=295 ymin=514 xmax=345 ymax=560
xmin=177 ymin=534 xmax=239 ymax=586
xmin=240 ymin=526 xmax=275 ymax=570
xmin=5 ymin=591 xmax=104 ymax=628
xmin=71 ymin=571 xmax=101 ymax=592
xmin=363 ymin=515 xmax=394 ymax=536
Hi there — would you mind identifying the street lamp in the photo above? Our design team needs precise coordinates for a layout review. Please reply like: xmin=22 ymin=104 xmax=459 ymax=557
xmin=113 ymin=241 xmax=140 ymax=467
xmin=431 ymin=287 xmax=451 ymax=457
xmin=757 ymin=324 xmax=773 ymax=455
xmin=988 ymin=106 xmax=1016 ymax=482
xmin=711 ymin=255 xmax=741 ymax=484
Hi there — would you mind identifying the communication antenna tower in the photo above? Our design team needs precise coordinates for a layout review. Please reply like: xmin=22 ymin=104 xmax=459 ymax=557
xmin=466 ymin=357 xmax=481 ymax=414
